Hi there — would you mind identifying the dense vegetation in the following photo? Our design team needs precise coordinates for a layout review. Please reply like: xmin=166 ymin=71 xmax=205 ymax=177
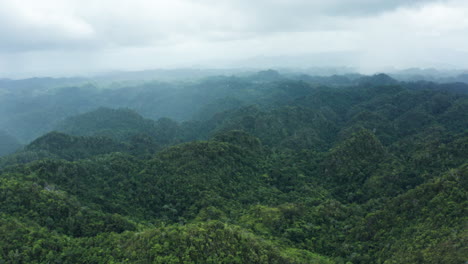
xmin=0 ymin=71 xmax=467 ymax=263
xmin=0 ymin=130 xmax=22 ymax=156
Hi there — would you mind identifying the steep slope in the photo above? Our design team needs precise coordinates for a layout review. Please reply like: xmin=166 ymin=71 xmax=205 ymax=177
xmin=55 ymin=107 xmax=155 ymax=140
xmin=351 ymin=164 xmax=468 ymax=263
xmin=0 ymin=130 xmax=22 ymax=156
xmin=1 ymin=73 xmax=467 ymax=263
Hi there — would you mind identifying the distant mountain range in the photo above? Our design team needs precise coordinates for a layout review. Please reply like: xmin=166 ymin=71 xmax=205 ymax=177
xmin=2 ymin=67 xmax=467 ymax=84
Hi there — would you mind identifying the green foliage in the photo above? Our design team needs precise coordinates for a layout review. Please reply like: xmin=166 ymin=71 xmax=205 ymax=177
xmin=56 ymin=107 xmax=151 ymax=139
xmin=0 ymin=73 xmax=467 ymax=263
xmin=322 ymin=129 xmax=387 ymax=202
xmin=0 ymin=215 xmax=69 ymax=263
xmin=352 ymin=164 xmax=468 ymax=263
xmin=0 ymin=130 xmax=22 ymax=157
xmin=211 ymin=105 xmax=338 ymax=151
xmin=102 ymin=221 xmax=333 ymax=264
xmin=26 ymin=132 xmax=130 ymax=160
xmin=0 ymin=175 xmax=136 ymax=237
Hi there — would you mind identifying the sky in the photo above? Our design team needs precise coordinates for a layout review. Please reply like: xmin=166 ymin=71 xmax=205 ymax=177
xmin=0 ymin=0 xmax=467 ymax=78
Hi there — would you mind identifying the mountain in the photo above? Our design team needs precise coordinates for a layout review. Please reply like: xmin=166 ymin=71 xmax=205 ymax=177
xmin=0 ymin=70 xmax=467 ymax=263
xmin=0 ymin=130 xmax=22 ymax=156
xmin=358 ymin=73 xmax=398 ymax=86
xmin=55 ymin=107 xmax=155 ymax=139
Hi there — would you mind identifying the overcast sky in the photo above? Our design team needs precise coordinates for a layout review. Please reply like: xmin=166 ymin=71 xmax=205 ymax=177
xmin=1 ymin=0 xmax=467 ymax=78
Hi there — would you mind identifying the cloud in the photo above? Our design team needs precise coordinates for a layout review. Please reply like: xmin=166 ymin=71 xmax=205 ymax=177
xmin=0 ymin=0 xmax=442 ymax=51
xmin=0 ymin=0 xmax=466 ymax=77
xmin=352 ymin=1 xmax=468 ymax=71
xmin=0 ymin=0 xmax=96 ymax=51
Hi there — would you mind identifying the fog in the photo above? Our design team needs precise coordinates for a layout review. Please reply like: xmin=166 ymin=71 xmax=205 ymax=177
xmin=1 ymin=0 xmax=467 ymax=78
xmin=1 ymin=2 xmax=468 ymax=262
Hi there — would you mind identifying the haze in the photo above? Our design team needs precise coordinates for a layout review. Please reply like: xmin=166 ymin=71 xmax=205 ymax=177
xmin=1 ymin=0 xmax=468 ymax=78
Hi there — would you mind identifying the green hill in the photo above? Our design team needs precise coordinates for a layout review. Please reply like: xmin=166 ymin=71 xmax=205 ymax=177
xmin=1 ymin=73 xmax=467 ymax=263
xmin=0 ymin=130 xmax=22 ymax=156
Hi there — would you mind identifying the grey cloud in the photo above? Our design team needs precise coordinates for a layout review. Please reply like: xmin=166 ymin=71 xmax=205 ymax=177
xmin=0 ymin=0 xmax=443 ymax=53
xmin=308 ymin=0 xmax=439 ymax=16
xmin=0 ymin=0 xmax=466 ymax=77
xmin=219 ymin=0 xmax=441 ymax=33
xmin=0 ymin=3 xmax=97 ymax=52
xmin=211 ymin=0 xmax=440 ymax=20
xmin=0 ymin=0 xmax=440 ymax=53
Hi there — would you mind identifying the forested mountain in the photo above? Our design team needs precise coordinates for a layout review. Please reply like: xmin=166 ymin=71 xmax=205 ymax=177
xmin=0 ymin=71 xmax=466 ymax=143
xmin=0 ymin=71 xmax=467 ymax=263
xmin=0 ymin=130 xmax=22 ymax=156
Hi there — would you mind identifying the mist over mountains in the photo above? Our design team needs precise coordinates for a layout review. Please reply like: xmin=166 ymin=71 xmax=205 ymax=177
xmin=0 ymin=67 xmax=467 ymax=263
xmin=1 ymin=69 xmax=467 ymax=144
xmin=1 ymin=0 xmax=467 ymax=262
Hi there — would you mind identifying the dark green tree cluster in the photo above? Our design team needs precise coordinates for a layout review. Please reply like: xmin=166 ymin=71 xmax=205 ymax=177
xmin=0 ymin=72 xmax=467 ymax=263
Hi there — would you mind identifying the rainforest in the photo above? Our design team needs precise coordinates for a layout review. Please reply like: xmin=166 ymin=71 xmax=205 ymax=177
xmin=0 ymin=70 xmax=467 ymax=263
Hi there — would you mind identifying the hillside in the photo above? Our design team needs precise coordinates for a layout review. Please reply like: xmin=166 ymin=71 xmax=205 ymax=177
xmin=0 ymin=130 xmax=22 ymax=156
xmin=0 ymin=72 xmax=467 ymax=263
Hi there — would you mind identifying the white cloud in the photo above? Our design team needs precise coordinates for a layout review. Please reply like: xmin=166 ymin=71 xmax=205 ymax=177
xmin=352 ymin=0 xmax=468 ymax=72
xmin=0 ymin=0 xmax=466 ymax=77
xmin=0 ymin=0 xmax=96 ymax=51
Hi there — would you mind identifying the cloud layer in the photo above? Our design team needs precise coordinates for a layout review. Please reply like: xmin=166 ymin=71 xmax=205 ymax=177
xmin=0 ymin=0 xmax=467 ymax=77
